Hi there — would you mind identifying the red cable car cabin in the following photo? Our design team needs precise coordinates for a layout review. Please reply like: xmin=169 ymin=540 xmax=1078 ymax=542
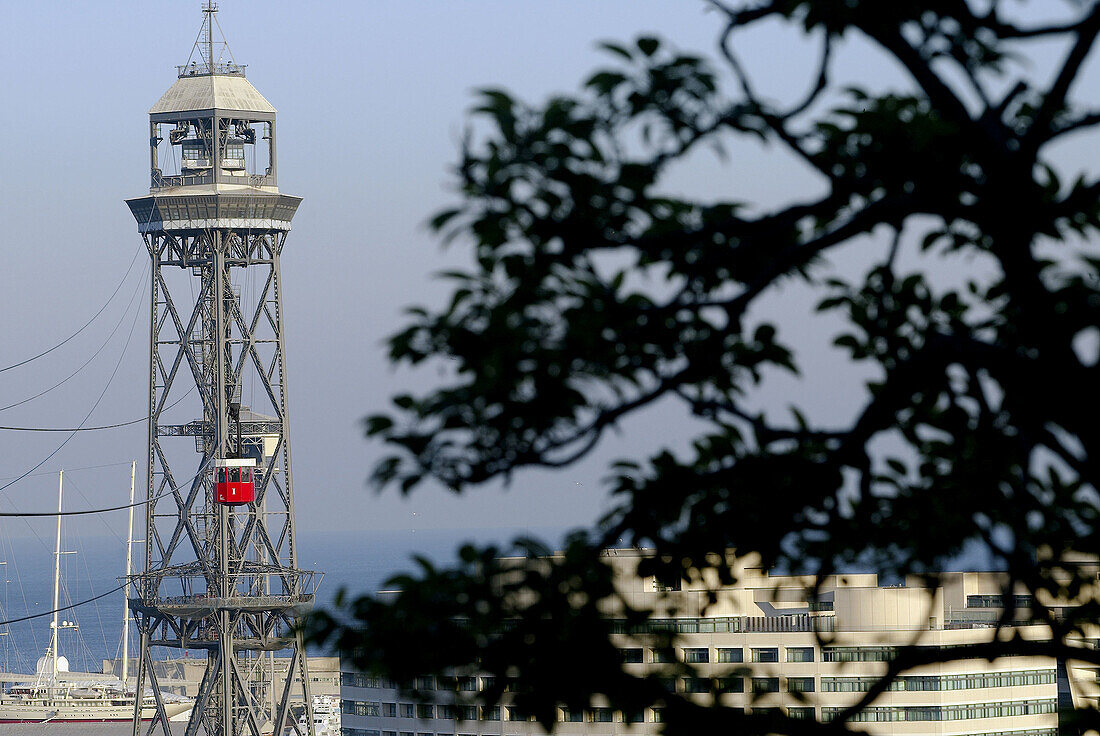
xmin=214 ymin=458 xmax=256 ymax=505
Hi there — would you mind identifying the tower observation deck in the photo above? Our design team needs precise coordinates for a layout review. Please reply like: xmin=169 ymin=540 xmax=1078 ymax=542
xmin=125 ymin=5 xmax=318 ymax=735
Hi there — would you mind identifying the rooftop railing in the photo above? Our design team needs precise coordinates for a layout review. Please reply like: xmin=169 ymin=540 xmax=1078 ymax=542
xmin=177 ymin=62 xmax=247 ymax=78
xmin=608 ymin=613 xmax=835 ymax=635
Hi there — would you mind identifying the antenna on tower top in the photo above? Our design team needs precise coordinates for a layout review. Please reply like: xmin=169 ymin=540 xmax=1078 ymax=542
xmin=179 ymin=2 xmax=245 ymax=78
xmin=204 ymin=1 xmax=216 ymax=75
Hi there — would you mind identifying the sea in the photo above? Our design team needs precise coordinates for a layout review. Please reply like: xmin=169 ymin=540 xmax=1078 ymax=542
xmin=0 ymin=526 xmax=566 ymax=735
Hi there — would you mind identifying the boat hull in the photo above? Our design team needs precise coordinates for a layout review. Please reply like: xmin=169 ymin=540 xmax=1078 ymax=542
xmin=0 ymin=700 xmax=190 ymax=722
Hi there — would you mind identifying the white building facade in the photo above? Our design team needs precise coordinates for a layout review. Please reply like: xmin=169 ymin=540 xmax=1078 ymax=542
xmin=341 ymin=551 xmax=1097 ymax=736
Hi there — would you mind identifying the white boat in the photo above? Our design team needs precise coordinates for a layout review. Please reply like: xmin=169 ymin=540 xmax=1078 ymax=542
xmin=0 ymin=468 xmax=191 ymax=723
xmin=295 ymin=694 xmax=340 ymax=736
xmin=0 ymin=675 xmax=190 ymax=723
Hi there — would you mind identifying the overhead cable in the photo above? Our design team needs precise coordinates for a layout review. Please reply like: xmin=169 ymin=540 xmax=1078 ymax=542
xmin=0 ymin=488 xmax=177 ymax=517
xmin=0 ymin=383 xmax=197 ymax=433
xmin=0 ymin=455 xmax=214 ymax=517
xmin=0 ymin=246 xmax=144 ymax=374
xmin=0 ymin=461 xmax=134 ymax=482
xmin=0 ymin=276 xmax=147 ymax=494
xmin=0 ymin=581 xmax=128 ymax=627
xmin=0 ymin=260 xmax=150 ymax=413
xmin=0 ymin=417 xmax=148 ymax=432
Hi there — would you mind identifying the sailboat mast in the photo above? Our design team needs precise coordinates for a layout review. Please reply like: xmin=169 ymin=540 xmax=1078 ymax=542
xmin=51 ymin=470 xmax=63 ymax=681
xmin=122 ymin=461 xmax=135 ymax=685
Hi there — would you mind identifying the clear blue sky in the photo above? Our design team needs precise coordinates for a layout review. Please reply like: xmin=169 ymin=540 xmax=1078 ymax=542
xmin=0 ymin=2 xmax=739 ymax=541
xmin=0 ymin=2 xmax=1095 ymax=543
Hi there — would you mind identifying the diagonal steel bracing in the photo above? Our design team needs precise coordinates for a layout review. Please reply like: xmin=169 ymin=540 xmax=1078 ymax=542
xmin=125 ymin=16 xmax=312 ymax=732
xmin=131 ymin=227 xmax=317 ymax=736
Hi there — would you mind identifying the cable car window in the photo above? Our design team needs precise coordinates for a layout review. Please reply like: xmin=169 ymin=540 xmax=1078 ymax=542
xmin=216 ymin=468 xmax=226 ymax=483
xmin=230 ymin=468 xmax=240 ymax=483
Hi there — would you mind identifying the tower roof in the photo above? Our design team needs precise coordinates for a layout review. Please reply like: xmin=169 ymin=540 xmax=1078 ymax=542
xmin=150 ymin=74 xmax=276 ymax=115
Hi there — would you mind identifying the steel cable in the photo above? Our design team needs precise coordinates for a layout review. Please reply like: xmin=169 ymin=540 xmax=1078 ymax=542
xmin=0 ymin=260 xmax=150 ymax=414
xmin=0 ymin=246 xmax=143 ymax=374
xmin=0 ymin=275 xmax=148 ymax=494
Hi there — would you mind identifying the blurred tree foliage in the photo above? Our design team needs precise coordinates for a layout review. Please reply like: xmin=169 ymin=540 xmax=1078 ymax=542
xmin=306 ymin=2 xmax=1100 ymax=733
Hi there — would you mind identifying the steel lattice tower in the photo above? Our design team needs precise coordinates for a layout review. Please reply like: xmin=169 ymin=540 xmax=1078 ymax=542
xmin=126 ymin=5 xmax=317 ymax=735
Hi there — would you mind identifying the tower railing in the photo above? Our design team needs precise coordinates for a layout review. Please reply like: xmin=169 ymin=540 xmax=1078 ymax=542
xmin=177 ymin=62 xmax=247 ymax=78
xmin=128 ymin=568 xmax=321 ymax=603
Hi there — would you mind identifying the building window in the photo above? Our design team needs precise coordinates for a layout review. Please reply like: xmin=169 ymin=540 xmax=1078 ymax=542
xmin=787 ymin=647 xmax=814 ymax=663
xmin=966 ymin=594 xmax=1033 ymax=609
xmin=906 ymin=676 xmax=938 ymax=691
xmin=481 ymin=706 xmax=500 ymax=721
xmin=414 ymin=676 xmax=434 ymax=691
xmin=457 ymin=676 xmax=477 ymax=691
xmin=342 ymin=672 xmax=386 ymax=688
xmin=352 ymin=701 xmax=381 ymax=717
xmin=622 ymin=709 xmax=645 ymax=723
xmin=653 ymin=576 xmax=682 ymax=591
xmin=416 ymin=704 xmax=434 ymax=719
xmin=788 ymin=677 xmax=815 ymax=693
xmin=505 ymin=706 xmax=522 ymax=721
xmin=590 ymin=707 xmax=613 ymax=722
xmin=752 ymin=677 xmax=780 ymax=694
xmin=480 ymin=676 xmax=497 ymax=692
xmin=788 ymin=706 xmax=815 ymax=720
xmin=821 ymin=698 xmax=1056 ymax=722
xmin=382 ymin=703 xmax=397 ymax=717
xmin=819 ymin=668 xmax=1056 ymax=693
xmin=438 ymin=705 xmax=453 ymax=719
xmin=683 ymin=647 xmax=709 ymax=663
xmin=399 ymin=703 xmax=414 ymax=718
xmin=456 ymin=705 xmax=477 ymax=721
xmin=652 ymin=707 xmax=666 ymax=723
xmin=822 ymin=646 xmax=895 ymax=662
xmin=716 ymin=647 xmax=743 ymax=663
xmin=620 ymin=647 xmax=643 ymax=663
xmin=751 ymin=647 xmax=779 ymax=663
xmin=561 ymin=708 xmax=584 ymax=723
xmin=683 ymin=677 xmax=711 ymax=693
xmin=651 ymin=648 xmax=676 ymax=663
xmin=717 ymin=676 xmax=745 ymax=693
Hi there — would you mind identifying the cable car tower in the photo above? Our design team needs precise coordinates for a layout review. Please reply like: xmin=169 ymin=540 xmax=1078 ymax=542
xmin=126 ymin=5 xmax=317 ymax=735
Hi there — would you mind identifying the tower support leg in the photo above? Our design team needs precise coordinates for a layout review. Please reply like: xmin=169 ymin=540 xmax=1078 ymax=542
xmin=186 ymin=656 xmax=217 ymax=736
xmin=130 ymin=628 xmax=149 ymax=736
